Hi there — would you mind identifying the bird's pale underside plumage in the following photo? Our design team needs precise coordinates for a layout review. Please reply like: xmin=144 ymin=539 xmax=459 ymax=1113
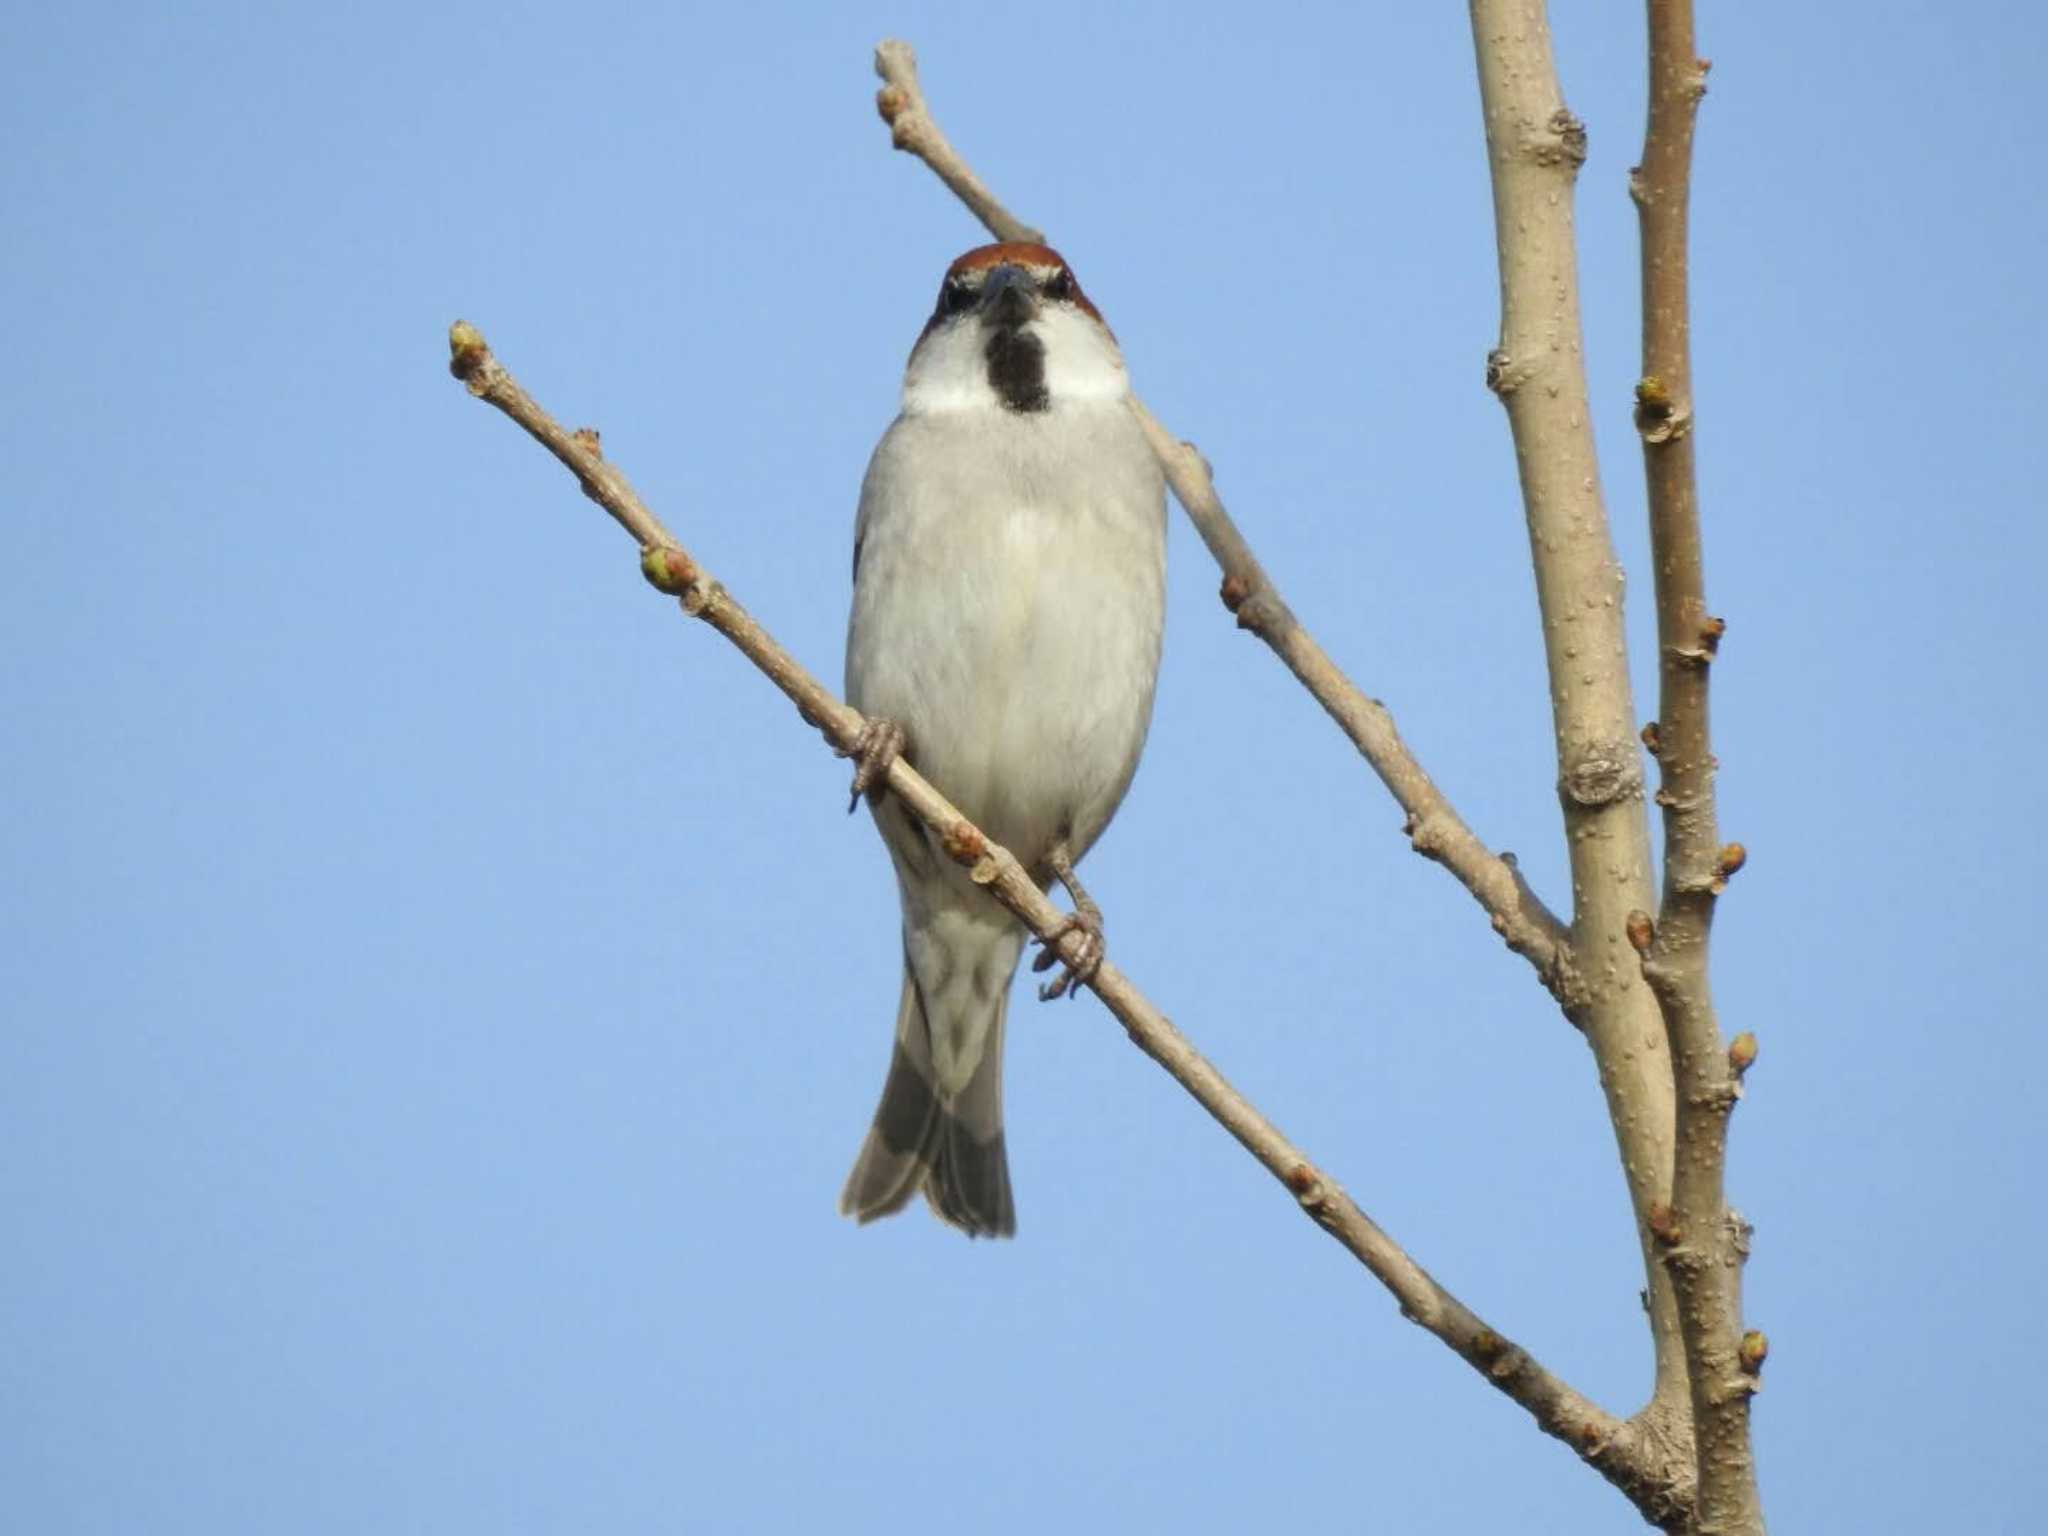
xmin=841 ymin=244 xmax=1166 ymax=1237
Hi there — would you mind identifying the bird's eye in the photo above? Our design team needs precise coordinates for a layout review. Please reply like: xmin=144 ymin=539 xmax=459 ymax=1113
xmin=1043 ymin=268 xmax=1074 ymax=301
xmin=940 ymin=279 xmax=976 ymax=316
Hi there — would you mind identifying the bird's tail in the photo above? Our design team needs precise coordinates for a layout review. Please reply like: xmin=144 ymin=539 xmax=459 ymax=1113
xmin=839 ymin=966 xmax=1015 ymax=1238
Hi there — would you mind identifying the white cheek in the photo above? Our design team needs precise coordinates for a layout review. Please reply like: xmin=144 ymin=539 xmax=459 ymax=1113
xmin=1038 ymin=314 xmax=1128 ymax=402
xmin=901 ymin=327 xmax=996 ymax=416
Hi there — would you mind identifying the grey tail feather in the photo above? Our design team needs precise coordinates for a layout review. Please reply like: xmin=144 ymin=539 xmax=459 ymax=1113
xmin=839 ymin=970 xmax=1015 ymax=1239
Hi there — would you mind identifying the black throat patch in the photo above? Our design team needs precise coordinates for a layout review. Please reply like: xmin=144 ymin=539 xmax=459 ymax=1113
xmin=983 ymin=326 xmax=1049 ymax=414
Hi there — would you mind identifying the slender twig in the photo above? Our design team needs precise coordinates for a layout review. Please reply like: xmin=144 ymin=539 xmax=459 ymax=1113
xmin=443 ymin=318 xmax=1689 ymax=1507
xmin=871 ymin=40 xmax=1575 ymax=1004
xmin=1630 ymin=1 xmax=1762 ymax=1527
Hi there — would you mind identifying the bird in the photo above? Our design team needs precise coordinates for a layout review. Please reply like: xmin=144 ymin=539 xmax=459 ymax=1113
xmin=838 ymin=242 xmax=1167 ymax=1238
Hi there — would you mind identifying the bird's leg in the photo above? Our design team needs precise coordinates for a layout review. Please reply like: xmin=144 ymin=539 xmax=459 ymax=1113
xmin=1031 ymin=841 xmax=1105 ymax=1001
xmin=839 ymin=716 xmax=907 ymax=813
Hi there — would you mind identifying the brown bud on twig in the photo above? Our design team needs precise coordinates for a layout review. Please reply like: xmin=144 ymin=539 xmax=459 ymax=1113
xmin=1647 ymin=1203 xmax=1682 ymax=1245
xmin=639 ymin=545 xmax=698 ymax=596
xmin=1709 ymin=841 xmax=1747 ymax=895
xmin=875 ymin=84 xmax=909 ymax=126
xmin=1633 ymin=375 xmax=1691 ymax=443
xmin=1700 ymin=614 xmax=1727 ymax=653
xmin=1219 ymin=573 xmax=1251 ymax=613
xmin=1640 ymin=720 xmax=1661 ymax=756
xmin=447 ymin=319 xmax=488 ymax=383
xmin=1285 ymin=1163 xmax=1326 ymax=1212
xmin=1738 ymin=1330 xmax=1769 ymax=1374
xmin=1728 ymin=1032 xmax=1759 ymax=1076
xmin=1625 ymin=910 xmax=1655 ymax=955
xmin=941 ymin=822 xmax=985 ymax=865
xmin=571 ymin=426 xmax=603 ymax=458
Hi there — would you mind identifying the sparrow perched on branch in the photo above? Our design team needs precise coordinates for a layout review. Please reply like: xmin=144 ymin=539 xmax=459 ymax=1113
xmin=839 ymin=243 xmax=1167 ymax=1237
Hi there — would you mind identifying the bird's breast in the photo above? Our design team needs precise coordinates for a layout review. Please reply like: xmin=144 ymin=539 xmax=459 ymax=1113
xmin=847 ymin=405 xmax=1166 ymax=865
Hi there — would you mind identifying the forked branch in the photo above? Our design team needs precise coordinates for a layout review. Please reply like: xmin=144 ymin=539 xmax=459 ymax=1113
xmin=874 ymin=32 xmax=1713 ymax=1523
xmin=443 ymin=319 xmax=1665 ymax=1500
xmin=873 ymin=40 xmax=1575 ymax=1004
xmin=1466 ymin=0 xmax=1696 ymax=1441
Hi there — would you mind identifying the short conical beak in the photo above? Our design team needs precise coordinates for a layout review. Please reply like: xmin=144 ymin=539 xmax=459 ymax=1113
xmin=978 ymin=264 xmax=1038 ymax=329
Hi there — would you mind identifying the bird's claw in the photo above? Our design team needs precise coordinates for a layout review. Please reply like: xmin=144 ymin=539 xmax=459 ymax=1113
xmin=1032 ymin=909 xmax=1105 ymax=1001
xmin=840 ymin=717 xmax=907 ymax=813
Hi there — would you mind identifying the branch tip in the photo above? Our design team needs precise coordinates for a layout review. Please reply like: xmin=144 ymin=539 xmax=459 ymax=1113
xmin=447 ymin=319 xmax=489 ymax=384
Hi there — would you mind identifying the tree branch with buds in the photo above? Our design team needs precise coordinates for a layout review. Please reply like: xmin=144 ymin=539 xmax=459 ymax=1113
xmin=448 ymin=14 xmax=1761 ymax=1527
xmin=872 ymin=41 xmax=1576 ymax=1005
xmin=1628 ymin=0 xmax=1764 ymax=1526
xmin=873 ymin=15 xmax=1759 ymax=1531
xmin=1467 ymin=0 xmax=1694 ymax=1436
xmin=443 ymin=319 xmax=1667 ymax=1503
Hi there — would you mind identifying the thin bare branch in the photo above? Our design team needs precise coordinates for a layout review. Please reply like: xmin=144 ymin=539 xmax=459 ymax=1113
xmin=445 ymin=318 xmax=1676 ymax=1507
xmin=1630 ymin=0 xmax=1763 ymax=1526
xmin=870 ymin=39 xmax=1575 ymax=1004
xmin=874 ymin=40 xmax=1041 ymax=246
xmin=1466 ymin=0 xmax=1691 ymax=1431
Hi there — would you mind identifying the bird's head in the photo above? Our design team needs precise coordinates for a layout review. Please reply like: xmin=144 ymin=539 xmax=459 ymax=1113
xmin=900 ymin=243 xmax=1128 ymax=417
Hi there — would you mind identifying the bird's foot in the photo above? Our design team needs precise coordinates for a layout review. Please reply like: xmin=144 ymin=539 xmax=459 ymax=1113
xmin=1032 ymin=840 xmax=1105 ymax=1000
xmin=839 ymin=716 xmax=907 ymax=813
xmin=1032 ymin=907 xmax=1105 ymax=1001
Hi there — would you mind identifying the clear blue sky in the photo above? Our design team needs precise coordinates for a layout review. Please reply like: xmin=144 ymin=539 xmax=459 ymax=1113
xmin=5 ymin=3 xmax=2040 ymax=1531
